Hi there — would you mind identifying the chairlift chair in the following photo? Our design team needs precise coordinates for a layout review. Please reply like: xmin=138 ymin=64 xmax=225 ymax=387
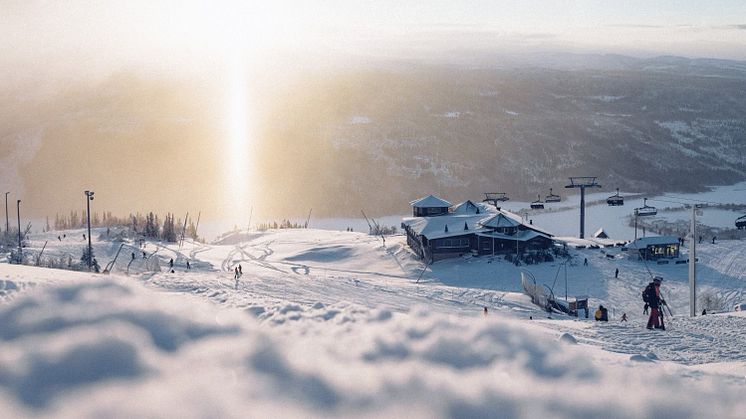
xmin=606 ymin=188 xmax=624 ymax=206
xmin=736 ymin=214 xmax=746 ymax=230
xmin=530 ymin=194 xmax=545 ymax=210
xmin=545 ymin=188 xmax=561 ymax=203
xmin=634 ymin=198 xmax=657 ymax=217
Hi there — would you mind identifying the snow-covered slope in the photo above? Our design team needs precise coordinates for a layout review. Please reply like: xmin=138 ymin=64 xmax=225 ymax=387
xmin=3 ymin=214 xmax=746 ymax=417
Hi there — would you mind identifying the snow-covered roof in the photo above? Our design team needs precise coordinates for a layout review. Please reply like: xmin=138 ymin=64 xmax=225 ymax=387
xmin=627 ymin=236 xmax=679 ymax=249
xmin=451 ymin=200 xmax=482 ymax=215
xmin=403 ymin=206 xmax=554 ymax=240
xmin=479 ymin=212 xmax=522 ymax=228
xmin=479 ymin=211 xmax=554 ymax=237
xmin=593 ymin=228 xmax=609 ymax=239
xmin=402 ymin=214 xmax=488 ymax=240
xmin=410 ymin=195 xmax=452 ymax=208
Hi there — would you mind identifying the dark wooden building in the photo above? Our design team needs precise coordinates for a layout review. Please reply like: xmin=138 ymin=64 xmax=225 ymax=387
xmin=409 ymin=195 xmax=452 ymax=217
xmin=402 ymin=198 xmax=554 ymax=264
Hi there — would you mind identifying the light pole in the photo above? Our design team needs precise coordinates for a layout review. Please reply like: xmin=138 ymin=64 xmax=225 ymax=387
xmin=4 ymin=192 xmax=9 ymax=234
xmin=689 ymin=205 xmax=699 ymax=317
xmin=16 ymin=200 xmax=22 ymax=256
xmin=84 ymin=190 xmax=94 ymax=270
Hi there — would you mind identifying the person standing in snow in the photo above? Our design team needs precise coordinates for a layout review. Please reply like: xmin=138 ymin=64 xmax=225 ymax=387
xmin=584 ymin=258 xmax=588 ymax=266
xmin=186 ymin=260 xmax=191 ymax=270
xmin=615 ymin=268 xmax=619 ymax=278
xmin=594 ymin=305 xmax=608 ymax=321
xmin=643 ymin=277 xmax=666 ymax=330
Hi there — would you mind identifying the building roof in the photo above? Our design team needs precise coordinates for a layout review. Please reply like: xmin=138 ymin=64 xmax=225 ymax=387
xmin=627 ymin=236 xmax=679 ymax=250
xmin=402 ymin=206 xmax=553 ymax=240
xmin=479 ymin=212 xmax=522 ymax=228
xmin=402 ymin=214 xmax=487 ymax=240
xmin=451 ymin=200 xmax=483 ymax=215
xmin=410 ymin=195 xmax=452 ymax=208
xmin=593 ymin=228 xmax=609 ymax=239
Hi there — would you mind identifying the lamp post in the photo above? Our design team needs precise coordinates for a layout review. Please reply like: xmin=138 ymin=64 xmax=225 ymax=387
xmin=16 ymin=200 xmax=22 ymax=256
xmin=84 ymin=190 xmax=94 ymax=270
xmin=4 ymin=192 xmax=9 ymax=234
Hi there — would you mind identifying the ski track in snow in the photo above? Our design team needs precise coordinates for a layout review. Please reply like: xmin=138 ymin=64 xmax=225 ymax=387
xmin=7 ymin=227 xmax=746 ymax=368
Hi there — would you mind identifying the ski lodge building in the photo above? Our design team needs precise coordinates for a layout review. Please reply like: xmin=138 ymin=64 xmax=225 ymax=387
xmin=401 ymin=195 xmax=555 ymax=263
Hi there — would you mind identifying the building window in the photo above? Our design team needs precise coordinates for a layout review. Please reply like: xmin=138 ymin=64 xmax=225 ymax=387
xmin=439 ymin=238 xmax=469 ymax=249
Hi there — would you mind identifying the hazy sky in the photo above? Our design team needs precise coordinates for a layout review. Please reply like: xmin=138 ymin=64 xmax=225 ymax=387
xmin=2 ymin=0 xmax=745 ymax=80
xmin=1 ymin=1 xmax=745 ymax=229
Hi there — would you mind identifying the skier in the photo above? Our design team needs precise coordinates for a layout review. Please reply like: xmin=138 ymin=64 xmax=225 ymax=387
xmin=131 ymin=252 xmax=135 ymax=261
xmin=238 ymin=264 xmax=243 ymax=277
xmin=483 ymin=306 xmax=488 ymax=316
xmin=643 ymin=277 xmax=666 ymax=330
xmin=142 ymin=251 xmax=147 ymax=259
xmin=712 ymin=236 xmax=716 ymax=244
xmin=615 ymin=268 xmax=619 ymax=278
xmin=58 ymin=235 xmax=61 ymax=241
xmin=83 ymin=234 xmax=86 ymax=241
xmin=620 ymin=312 xmax=628 ymax=322
xmin=186 ymin=260 xmax=191 ymax=270
xmin=169 ymin=258 xmax=174 ymax=269
xmin=234 ymin=267 xmax=239 ymax=280
xmin=584 ymin=258 xmax=588 ymax=266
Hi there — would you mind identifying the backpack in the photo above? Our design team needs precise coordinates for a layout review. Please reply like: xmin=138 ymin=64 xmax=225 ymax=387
xmin=642 ymin=284 xmax=655 ymax=304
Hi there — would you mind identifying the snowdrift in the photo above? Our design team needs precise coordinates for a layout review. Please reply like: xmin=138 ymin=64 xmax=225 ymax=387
xmin=1 ymin=272 xmax=745 ymax=418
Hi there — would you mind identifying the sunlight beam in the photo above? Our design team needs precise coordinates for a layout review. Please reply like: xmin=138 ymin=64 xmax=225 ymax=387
xmin=223 ymin=51 xmax=252 ymax=222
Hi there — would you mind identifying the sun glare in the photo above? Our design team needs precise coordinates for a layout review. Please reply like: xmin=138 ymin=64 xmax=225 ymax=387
xmin=224 ymin=51 xmax=252 ymax=221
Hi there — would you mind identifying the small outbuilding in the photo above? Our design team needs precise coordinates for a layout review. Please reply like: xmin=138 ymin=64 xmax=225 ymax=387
xmin=626 ymin=236 xmax=680 ymax=260
xmin=409 ymin=195 xmax=452 ymax=217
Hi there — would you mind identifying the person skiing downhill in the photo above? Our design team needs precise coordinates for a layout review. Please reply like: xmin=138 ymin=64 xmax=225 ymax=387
xmin=643 ymin=277 xmax=666 ymax=330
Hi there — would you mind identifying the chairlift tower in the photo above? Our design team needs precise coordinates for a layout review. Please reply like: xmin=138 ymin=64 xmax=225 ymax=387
xmin=564 ymin=177 xmax=601 ymax=239
xmin=482 ymin=192 xmax=509 ymax=208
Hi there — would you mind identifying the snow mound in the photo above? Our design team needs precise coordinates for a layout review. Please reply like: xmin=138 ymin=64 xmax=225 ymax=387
xmin=0 ymin=278 xmax=240 ymax=412
xmin=559 ymin=332 xmax=578 ymax=344
xmin=1 ymin=272 xmax=746 ymax=418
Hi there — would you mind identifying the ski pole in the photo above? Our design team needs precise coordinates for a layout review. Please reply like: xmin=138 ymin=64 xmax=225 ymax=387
xmin=660 ymin=292 xmax=674 ymax=317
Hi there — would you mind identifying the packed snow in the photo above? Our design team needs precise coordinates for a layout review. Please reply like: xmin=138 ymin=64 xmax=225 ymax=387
xmin=3 ymin=186 xmax=746 ymax=418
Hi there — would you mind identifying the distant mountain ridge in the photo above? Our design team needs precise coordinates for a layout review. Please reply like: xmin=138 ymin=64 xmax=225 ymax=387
xmin=254 ymin=53 xmax=746 ymax=216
